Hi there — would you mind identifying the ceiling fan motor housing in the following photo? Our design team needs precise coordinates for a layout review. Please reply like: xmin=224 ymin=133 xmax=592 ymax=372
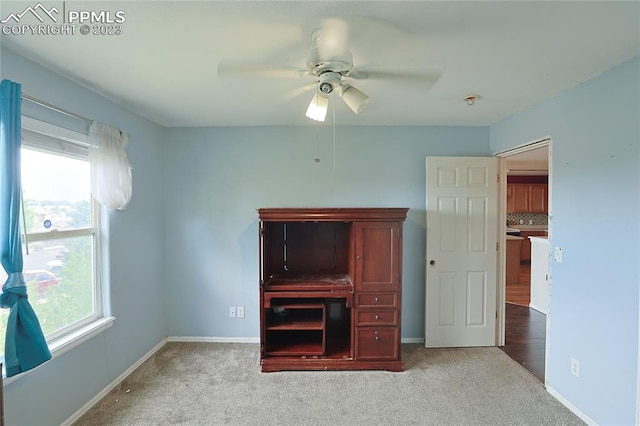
xmin=319 ymin=81 xmax=333 ymax=94
xmin=306 ymin=47 xmax=353 ymax=76
xmin=317 ymin=71 xmax=342 ymax=94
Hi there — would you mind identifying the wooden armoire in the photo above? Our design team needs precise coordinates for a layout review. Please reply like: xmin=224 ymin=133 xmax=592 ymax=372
xmin=258 ymin=208 xmax=408 ymax=372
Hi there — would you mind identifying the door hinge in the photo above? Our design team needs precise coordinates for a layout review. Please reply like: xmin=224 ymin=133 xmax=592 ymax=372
xmin=496 ymin=242 xmax=499 ymax=251
xmin=497 ymin=173 xmax=500 ymax=183
xmin=496 ymin=310 xmax=498 ymax=319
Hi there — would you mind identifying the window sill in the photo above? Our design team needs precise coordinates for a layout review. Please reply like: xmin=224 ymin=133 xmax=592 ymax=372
xmin=3 ymin=316 xmax=115 ymax=385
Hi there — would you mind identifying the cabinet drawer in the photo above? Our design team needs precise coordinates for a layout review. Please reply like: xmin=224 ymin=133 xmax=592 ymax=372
xmin=355 ymin=328 xmax=399 ymax=360
xmin=355 ymin=310 xmax=398 ymax=326
xmin=355 ymin=292 xmax=398 ymax=308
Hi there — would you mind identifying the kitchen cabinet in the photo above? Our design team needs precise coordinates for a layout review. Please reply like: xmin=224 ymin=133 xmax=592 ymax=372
xmin=506 ymin=236 xmax=523 ymax=285
xmin=506 ymin=184 xmax=515 ymax=213
xmin=258 ymin=207 xmax=407 ymax=372
xmin=512 ymin=184 xmax=530 ymax=212
xmin=506 ymin=183 xmax=548 ymax=213
xmin=529 ymin=184 xmax=548 ymax=213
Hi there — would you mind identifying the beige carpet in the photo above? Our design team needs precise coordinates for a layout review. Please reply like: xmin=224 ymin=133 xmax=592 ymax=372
xmin=74 ymin=343 xmax=583 ymax=425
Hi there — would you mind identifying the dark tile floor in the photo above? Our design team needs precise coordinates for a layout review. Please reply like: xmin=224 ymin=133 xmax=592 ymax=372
xmin=500 ymin=303 xmax=546 ymax=382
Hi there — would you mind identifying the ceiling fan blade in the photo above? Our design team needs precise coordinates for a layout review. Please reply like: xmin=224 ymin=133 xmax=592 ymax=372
xmin=217 ymin=61 xmax=309 ymax=79
xmin=281 ymin=82 xmax=318 ymax=102
xmin=304 ymin=15 xmax=411 ymax=57
xmin=314 ymin=18 xmax=350 ymax=58
xmin=347 ymin=68 xmax=442 ymax=88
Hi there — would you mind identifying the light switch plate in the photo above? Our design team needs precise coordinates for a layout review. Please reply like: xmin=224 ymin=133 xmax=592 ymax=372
xmin=554 ymin=247 xmax=563 ymax=263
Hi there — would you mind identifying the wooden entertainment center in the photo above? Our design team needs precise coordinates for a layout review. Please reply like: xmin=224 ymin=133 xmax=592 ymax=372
xmin=258 ymin=208 xmax=408 ymax=372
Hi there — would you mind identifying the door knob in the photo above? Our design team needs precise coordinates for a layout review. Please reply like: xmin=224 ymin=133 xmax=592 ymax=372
xmin=429 ymin=260 xmax=436 ymax=266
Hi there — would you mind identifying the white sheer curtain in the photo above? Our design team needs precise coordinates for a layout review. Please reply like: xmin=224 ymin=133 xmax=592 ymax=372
xmin=89 ymin=122 xmax=132 ymax=210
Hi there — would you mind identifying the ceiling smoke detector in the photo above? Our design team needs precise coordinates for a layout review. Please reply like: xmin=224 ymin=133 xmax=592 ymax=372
xmin=464 ymin=95 xmax=480 ymax=106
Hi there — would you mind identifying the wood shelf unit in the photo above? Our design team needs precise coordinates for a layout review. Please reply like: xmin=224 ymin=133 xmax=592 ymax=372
xmin=258 ymin=207 xmax=408 ymax=372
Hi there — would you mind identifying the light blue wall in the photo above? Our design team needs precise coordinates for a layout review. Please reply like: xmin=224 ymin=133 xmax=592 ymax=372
xmin=491 ymin=56 xmax=640 ymax=425
xmin=163 ymin=126 xmax=491 ymax=340
xmin=9 ymin=40 xmax=636 ymax=426
xmin=1 ymin=48 xmax=166 ymax=425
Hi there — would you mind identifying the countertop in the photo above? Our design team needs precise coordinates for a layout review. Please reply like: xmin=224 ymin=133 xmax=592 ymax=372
xmin=529 ymin=236 xmax=549 ymax=243
xmin=506 ymin=235 xmax=524 ymax=240
xmin=507 ymin=225 xmax=548 ymax=231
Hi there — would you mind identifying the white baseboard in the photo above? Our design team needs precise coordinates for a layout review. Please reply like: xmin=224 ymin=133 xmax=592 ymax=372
xmin=401 ymin=337 xmax=425 ymax=344
xmin=168 ymin=336 xmax=425 ymax=344
xmin=547 ymin=385 xmax=597 ymax=426
xmin=167 ymin=336 xmax=260 ymax=343
xmin=61 ymin=338 xmax=168 ymax=426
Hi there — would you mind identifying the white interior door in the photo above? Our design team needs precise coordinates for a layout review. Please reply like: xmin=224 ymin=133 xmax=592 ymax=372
xmin=425 ymin=157 xmax=498 ymax=347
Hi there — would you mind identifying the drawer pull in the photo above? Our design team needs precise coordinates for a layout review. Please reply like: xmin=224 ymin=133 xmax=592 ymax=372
xmin=374 ymin=315 xmax=379 ymax=320
xmin=374 ymin=297 xmax=379 ymax=303
xmin=375 ymin=336 xmax=380 ymax=341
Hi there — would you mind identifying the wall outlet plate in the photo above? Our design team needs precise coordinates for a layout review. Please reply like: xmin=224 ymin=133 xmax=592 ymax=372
xmin=229 ymin=307 xmax=236 ymax=318
xmin=237 ymin=306 xmax=245 ymax=318
xmin=571 ymin=358 xmax=580 ymax=377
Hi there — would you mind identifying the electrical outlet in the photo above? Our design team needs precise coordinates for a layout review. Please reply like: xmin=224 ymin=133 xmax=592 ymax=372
xmin=229 ymin=307 xmax=236 ymax=318
xmin=571 ymin=358 xmax=579 ymax=377
xmin=237 ymin=306 xmax=245 ymax=318
xmin=554 ymin=247 xmax=563 ymax=263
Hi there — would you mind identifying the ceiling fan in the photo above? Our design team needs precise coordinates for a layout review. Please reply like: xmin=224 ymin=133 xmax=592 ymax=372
xmin=217 ymin=18 xmax=441 ymax=122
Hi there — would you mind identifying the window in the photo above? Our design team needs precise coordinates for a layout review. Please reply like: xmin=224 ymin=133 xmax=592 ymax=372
xmin=0 ymin=119 xmax=106 ymax=364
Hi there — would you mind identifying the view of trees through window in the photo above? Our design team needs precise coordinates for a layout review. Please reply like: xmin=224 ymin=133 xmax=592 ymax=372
xmin=0 ymin=147 xmax=97 ymax=362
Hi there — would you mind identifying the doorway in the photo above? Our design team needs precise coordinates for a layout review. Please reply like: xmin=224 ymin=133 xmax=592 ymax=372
xmin=497 ymin=139 xmax=550 ymax=383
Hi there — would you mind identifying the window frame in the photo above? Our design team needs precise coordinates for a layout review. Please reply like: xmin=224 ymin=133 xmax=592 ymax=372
xmin=20 ymin=209 xmax=101 ymax=343
xmin=1 ymin=117 xmax=115 ymax=380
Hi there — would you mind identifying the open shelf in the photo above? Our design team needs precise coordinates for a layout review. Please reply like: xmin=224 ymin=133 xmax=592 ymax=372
xmin=266 ymin=309 xmax=324 ymax=330
xmin=265 ymin=331 xmax=324 ymax=356
xmin=264 ymin=274 xmax=353 ymax=291
xmin=263 ymin=298 xmax=352 ymax=359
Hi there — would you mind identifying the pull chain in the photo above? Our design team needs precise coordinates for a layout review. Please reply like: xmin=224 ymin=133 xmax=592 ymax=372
xmin=314 ymin=119 xmax=320 ymax=163
xmin=333 ymin=91 xmax=336 ymax=171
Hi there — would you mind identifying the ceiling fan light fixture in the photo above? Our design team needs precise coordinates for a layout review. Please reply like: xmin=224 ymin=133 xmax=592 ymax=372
xmin=340 ymin=84 xmax=369 ymax=114
xmin=305 ymin=92 xmax=329 ymax=122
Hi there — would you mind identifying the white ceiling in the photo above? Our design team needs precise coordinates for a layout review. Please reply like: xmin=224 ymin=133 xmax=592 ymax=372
xmin=1 ymin=1 xmax=639 ymax=127
xmin=506 ymin=146 xmax=549 ymax=173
